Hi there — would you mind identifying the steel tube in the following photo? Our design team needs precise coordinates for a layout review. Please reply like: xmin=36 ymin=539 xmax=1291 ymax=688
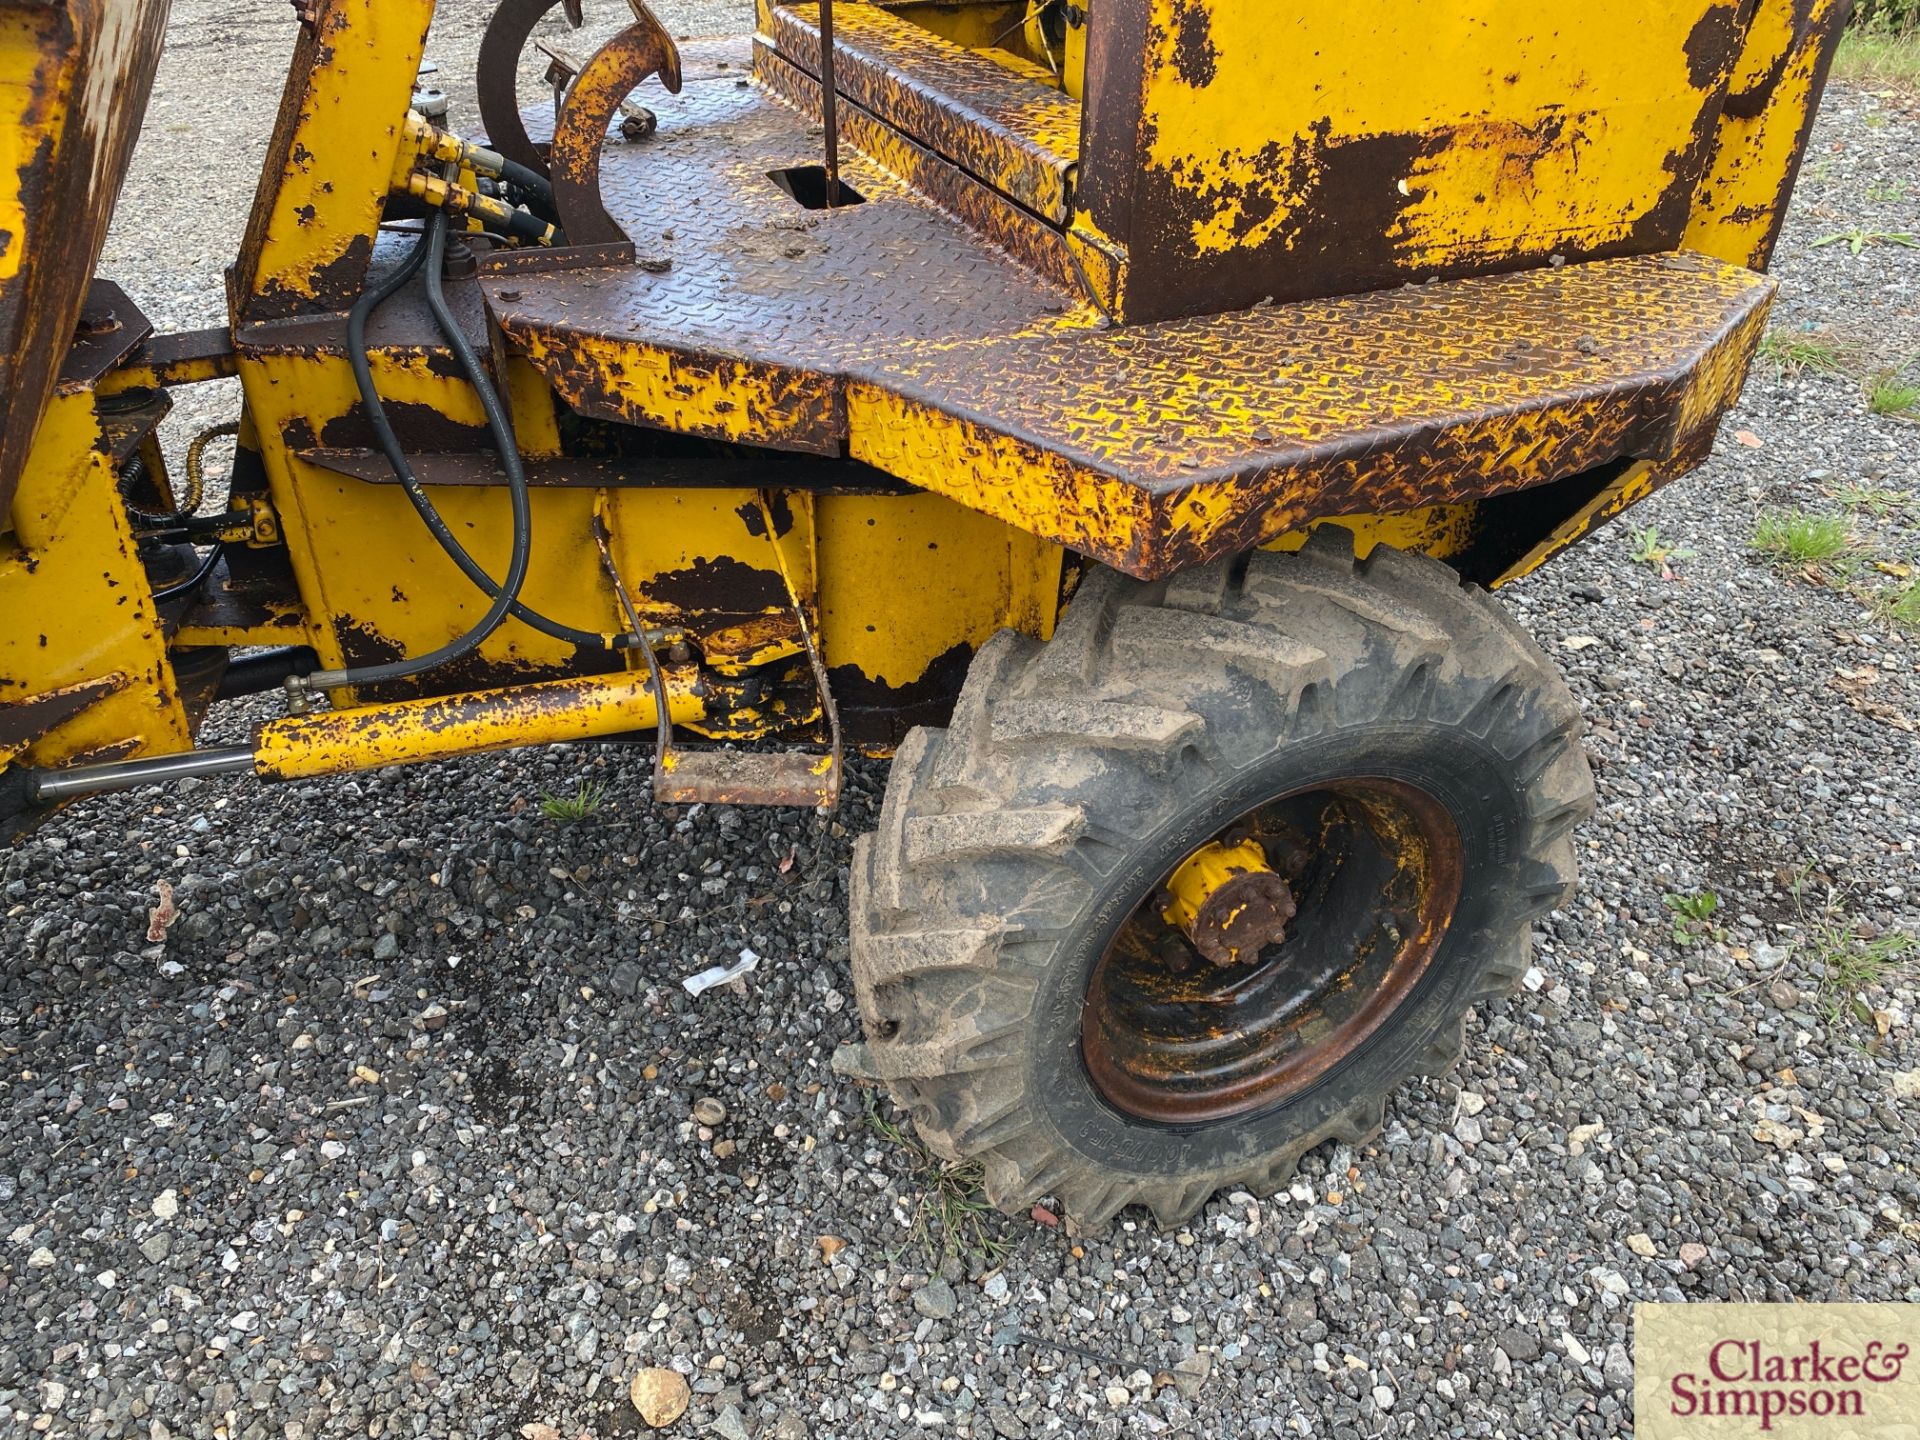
xmin=27 ymin=746 xmax=257 ymax=801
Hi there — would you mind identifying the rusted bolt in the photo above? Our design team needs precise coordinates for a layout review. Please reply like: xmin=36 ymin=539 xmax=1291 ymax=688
xmin=497 ymin=289 xmax=521 ymax=303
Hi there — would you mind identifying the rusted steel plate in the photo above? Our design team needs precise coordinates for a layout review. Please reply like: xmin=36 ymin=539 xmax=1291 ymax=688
xmin=488 ymin=43 xmax=1771 ymax=582
xmin=762 ymin=2 xmax=1080 ymax=224
xmin=101 ymin=324 xmax=240 ymax=392
xmin=484 ymin=44 xmax=1074 ymax=453
xmin=0 ymin=0 xmax=171 ymax=520
xmin=0 ymin=674 xmax=127 ymax=762
xmin=842 ymin=253 xmax=1775 ymax=577
xmin=754 ymin=45 xmax=1082 ymax=295
xmin=57 ymin=280 xmax=153 ymax=393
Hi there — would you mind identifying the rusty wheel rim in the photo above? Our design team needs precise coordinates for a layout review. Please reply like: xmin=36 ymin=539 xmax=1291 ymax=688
xmin=1081 ymin=778 xmax=1464 ymax=1126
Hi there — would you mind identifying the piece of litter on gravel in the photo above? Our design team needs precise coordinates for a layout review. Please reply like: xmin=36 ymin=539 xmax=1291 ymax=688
xmin=1561 ymin=635 xmax=1601 ymax=650
xmin=684 ymin=948 xmax=759 ymax=996
xmin=146 ymin=879 xmax=177 ymax=943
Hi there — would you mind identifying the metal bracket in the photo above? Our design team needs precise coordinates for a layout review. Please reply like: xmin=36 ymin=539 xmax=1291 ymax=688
xmin=548 ymin=5 xmax=683 ymax=246
xmin=592 ymin=500 xmax=841 ymax=810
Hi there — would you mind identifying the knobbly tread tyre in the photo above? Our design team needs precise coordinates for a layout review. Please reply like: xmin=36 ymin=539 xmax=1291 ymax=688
xmin=850 ymin=532 xmax=1595 ymax=1233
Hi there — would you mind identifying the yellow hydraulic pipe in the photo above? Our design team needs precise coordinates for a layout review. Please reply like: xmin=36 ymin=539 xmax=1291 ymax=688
xmin=253 ymin=669 xmax=703 ymax=781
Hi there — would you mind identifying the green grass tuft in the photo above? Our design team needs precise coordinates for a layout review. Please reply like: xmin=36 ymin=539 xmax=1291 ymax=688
xmin=1832 ymin=28 xmax=1920 ymax=95
xmin=1872 ymin=580 xmax=1920 ymax=631
xmin=1752 ymin=510 xmax=1854 ymax=567
xmin=1866 ymin=369 xmax=1920 ymax=417
xmin=539 ymin=780 xmax=607 ymax=822
xmin=867 ymin=1095 xmax=1013 ymax=1267
xmin=1757 ymin=330 xmax=1852 ymax=379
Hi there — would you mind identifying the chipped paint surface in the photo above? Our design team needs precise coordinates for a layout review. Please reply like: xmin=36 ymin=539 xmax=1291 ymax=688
xmin=255 ymin=670 xmax=702 ymax=780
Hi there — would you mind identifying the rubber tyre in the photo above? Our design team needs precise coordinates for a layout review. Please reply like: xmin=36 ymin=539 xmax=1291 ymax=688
xmin=849 ymin=532 xmax=1595 ymax=1232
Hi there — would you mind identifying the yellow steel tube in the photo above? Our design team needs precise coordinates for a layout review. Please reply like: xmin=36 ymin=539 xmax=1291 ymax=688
xmin=253 ymin=670 xmax=703 ymax=781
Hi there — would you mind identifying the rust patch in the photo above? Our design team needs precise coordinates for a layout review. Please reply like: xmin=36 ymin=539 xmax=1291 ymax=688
xmin=827 ymin=639 xmax=973 ymax=747
xmin=640 ymin=555 xmax=790 ymax=617
xmin=1169 ymin=0 xmax=1219 ymax=89
xmin=550 ymin=14 xmax=684 ymax=246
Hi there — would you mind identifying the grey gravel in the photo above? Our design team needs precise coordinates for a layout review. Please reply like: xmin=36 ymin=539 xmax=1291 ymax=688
xmin=4 ymin=4 xmax=1919 ymax=1438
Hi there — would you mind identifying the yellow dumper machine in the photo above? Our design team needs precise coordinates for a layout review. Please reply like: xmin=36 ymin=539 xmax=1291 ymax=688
xmin=1 ymin=0 xmax=1846 ymax=1228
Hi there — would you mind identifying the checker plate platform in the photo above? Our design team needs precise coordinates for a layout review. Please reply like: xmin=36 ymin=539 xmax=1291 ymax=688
xmin=483 ymin=40 xmax=1776 ymax=579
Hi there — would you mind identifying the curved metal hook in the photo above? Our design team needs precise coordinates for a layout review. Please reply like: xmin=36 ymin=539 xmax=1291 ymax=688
xmin=550 ymin=9 xmax=683 ymax=247
xmin=475 ymin=0 xmax=587 ymax=176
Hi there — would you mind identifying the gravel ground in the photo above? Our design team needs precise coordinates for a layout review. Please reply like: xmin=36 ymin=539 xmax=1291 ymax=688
xmin=6 ymin=7 xmax=1920 ymax=1438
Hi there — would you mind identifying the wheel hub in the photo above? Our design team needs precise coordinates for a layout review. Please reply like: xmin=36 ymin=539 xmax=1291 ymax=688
xmin=1082 ymin=778 xmax=1463 ymax=1126
xmin=1159 ymin=837 xmax=1298 ymax=966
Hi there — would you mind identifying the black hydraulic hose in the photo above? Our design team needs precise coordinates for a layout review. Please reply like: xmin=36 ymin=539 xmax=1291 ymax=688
xmin=345 ymin=225 xmax=637 ymax=653
xmin=152 ymin=540 xmax=225 ymax=606
xmin=495 ymin=155 xmax=554 ymax=211
xmin=316 ymin=211 xmax=534 ymax=689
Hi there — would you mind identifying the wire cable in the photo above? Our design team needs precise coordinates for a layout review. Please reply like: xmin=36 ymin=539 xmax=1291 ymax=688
xmin=343 ymin=223 xmax=638 ymax=653
xmin=309 ymin=211 xmax=534 ymax=688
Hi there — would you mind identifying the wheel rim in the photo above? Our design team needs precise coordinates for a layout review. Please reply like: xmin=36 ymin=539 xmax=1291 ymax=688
xmin=1081 ymin=777 xmax=1465 ymax=1126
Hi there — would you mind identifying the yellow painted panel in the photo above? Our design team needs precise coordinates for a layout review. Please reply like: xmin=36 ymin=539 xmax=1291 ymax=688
xmin=0 ymin=392 xmax=190 ymax=768
xmin=815 ymin=489 xmax=1062 ymax=694
xmin=1138 ymin=0 xmax=1740 ymax=264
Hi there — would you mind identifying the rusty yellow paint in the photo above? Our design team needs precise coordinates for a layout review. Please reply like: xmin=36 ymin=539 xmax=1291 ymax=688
xmin=1684 ymin=0 xmax=1850 ymax=270
xmin=0 ymin=391 xmax=190 ymax=770
xmin=1136 ymin=2 xmax=1740 ymax=263
xmin=507 ymin=324 xmax=839 ymax=455
xmin=254 ymin=669 xmax=705 ymax=780
xmin=0 ymin=6 xmax=68 ymax=295
xmin=1492 ymin=461 xmax=1661 ymax=586
xmin=1263 ymin=504 xmax=1479 ymax=563
xmin=234 ymin=0 xmax=434 ymax=313
xmin=1162 ymin=837 xmax=1268 ymax=933
xmin=96 ymin=345 xmax=239 ymax=395
xmin=816 ymin=491 xmax=1062 ymax=700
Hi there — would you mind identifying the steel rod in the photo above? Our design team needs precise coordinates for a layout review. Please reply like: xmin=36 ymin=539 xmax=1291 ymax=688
xmin=27 ymin=747 xmax=257 ymax=802
xmin=818 ymin=0 xmax=839 ymax=207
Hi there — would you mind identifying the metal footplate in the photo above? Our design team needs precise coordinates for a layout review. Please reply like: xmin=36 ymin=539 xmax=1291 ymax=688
xmin=655 ymin=745 xmax=840 ymax=809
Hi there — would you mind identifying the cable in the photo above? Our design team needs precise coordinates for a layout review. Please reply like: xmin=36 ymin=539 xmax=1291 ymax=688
xmin=308 ymin=210 xmax=533 ymax=689
xmin=152 ymin=540 xmax=224 ymax=606
xmin=182 ymin=421 xmax=241 ymax=515
xmin=343 ymin=223 xmax=638 ymax=654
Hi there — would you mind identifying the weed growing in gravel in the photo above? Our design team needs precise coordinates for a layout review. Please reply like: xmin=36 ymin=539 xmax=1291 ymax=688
xmin=1834 ymin=30 xmax=1920 ymax=94
xmin=1664 ymin=891 xmax=1725 ymax=948
xmin=1757 ymin=330 xmax=1852 ymax=379
xmin=1865 ymin=369 xmax=1920 ymax=417
xmin=1807 ymin=921 xmax=1919 ymax=1030
xmin=1752 ymin=510 xmax=1854 ymax=568
xmin=1812 ymin=228 xmax=1919 ymax=256
xmin=1831 ymin=483 xmax=1909 ymax=518
xmin=1866 ymin=178 xmax=1910 ymax=204
xmin=540 ymin=780 xmax=607 ymax=822
xmin=1629 ymin=524 xmax=1696 ymax=573
xmin=1872 ymin=580 xmax=1920 ymax=631
xmin=867 ymin=1096 xmax=1013 ymax=1267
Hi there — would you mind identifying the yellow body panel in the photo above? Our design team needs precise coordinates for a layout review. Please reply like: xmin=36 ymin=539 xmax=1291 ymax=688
xmin=0 ymin=0 xmax=1846 ymax=810
xmin=0 ymin=391 xmax=190 ymax=769
xmin=233 ymin=0 xmax=433 ymax=316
